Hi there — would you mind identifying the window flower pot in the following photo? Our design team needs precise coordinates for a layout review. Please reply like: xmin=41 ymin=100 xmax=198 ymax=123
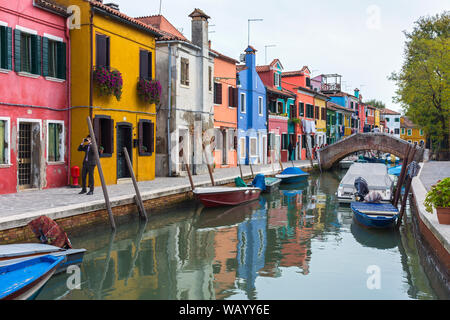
xmin=436 ymin=207 xmax=450 ymax=225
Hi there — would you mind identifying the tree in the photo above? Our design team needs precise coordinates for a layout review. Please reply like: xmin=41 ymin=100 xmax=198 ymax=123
xmin=364 ymin=99 xmax=386 ymax=109
xmin=390 ymin=11 xmax=450 ymax=156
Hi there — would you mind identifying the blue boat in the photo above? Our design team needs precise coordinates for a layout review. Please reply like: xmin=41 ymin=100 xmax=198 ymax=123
xmin=275 ymin=167 xmax=309 ymax=184
xmin=350 ymin=202 xmax=399 ymax=229
xmin=248 ymin=174 xmax=281 ymax=193
xmin=388 ymin=165 xmax=402 ymax=177
xmin=0 ymin=255 xmax=64 ymax=300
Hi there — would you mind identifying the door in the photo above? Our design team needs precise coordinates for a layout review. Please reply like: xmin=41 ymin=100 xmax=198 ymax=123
xmin=275 ymin=135 xmax=281 ymax=161
xmin=222 ymin=129 xmax=227 ymax=165
xmin=262 ymin=135 xmax=267 ymax=164
xmin=117 ymin=124 xmax=133 ymax=179
xmin=18 ymin=122 xmax=40 ymax=190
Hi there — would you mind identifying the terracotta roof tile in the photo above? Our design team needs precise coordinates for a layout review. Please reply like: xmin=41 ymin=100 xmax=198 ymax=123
xmin=136 ymin=14 xmax=187 ymax=41
xmin=210 ymin=48 xmax=238 ymax=64
xmin=237 ymin=65 xmax=248 ymax=72
xmin=381 ymin=108 xmax=401 ymax=115
xmin=34 ymin=0 xmax=68 ymax=16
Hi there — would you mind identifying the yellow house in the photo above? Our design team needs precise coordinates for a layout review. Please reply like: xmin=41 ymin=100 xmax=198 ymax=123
xmin=400 ymin=116 xmax=426 ymax=147
xmin=54 ymin=0 xmax=161 ymax=186
xmin=313 ymin=93 xmax=328 ymax=145
xmin=374 ymin=109 xmax=380 ymax=127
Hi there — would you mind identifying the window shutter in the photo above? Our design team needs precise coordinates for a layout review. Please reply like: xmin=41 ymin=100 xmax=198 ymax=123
xmin=138 ymin=120 xmax=144 ymax=153
xmin=109 ymin=118 xmax=114 ymax=154
xmin=93 ymin=117 xmax=101 ymax=148
xmin=233 ymin=88 xmax=238 ymax=108
xmin=228 ymin=86 xmax=233 ymax=107
xmin=57 ymin=41 xmax=66 ymax=80
xmin=30 ymin=35 xmax=41 ymax=75
xmin=14 ymin=29 xmax=21 ymax=72
xmin=139 ymin=50 xmax=148 ymax=79
xmin=150 ymin=121 xmax=154 ymax=154
xmin=96 ymin=34 xmax=106 ymax=67
xmin=217 ymin=83 xmax=222 ymax=104
xmin=42 ymin=37 xmax=48 ymax=77
xmin=148 ymin=51 xmax=153 ymax=80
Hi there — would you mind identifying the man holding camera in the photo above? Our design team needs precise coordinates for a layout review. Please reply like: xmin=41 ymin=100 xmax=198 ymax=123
xmin=78 ymin=135 xmax=97 ymax=195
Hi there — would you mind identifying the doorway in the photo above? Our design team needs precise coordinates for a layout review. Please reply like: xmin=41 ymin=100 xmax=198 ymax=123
xmin=117 ymin=123 xmax=133 ymax=179
xmin=18 ymin=121 xmax=41 ymax=190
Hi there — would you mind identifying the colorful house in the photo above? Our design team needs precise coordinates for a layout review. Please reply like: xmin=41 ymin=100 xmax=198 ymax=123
xmin=365 ymin=104 xmax=376 ymax=132
xmin=237 ymin=46 xmax=267 ymax=165
xmin=139 ymin=9 xmax=215 ymax=176
xmin=0 ymin=0 xmax=70 ymax=194
xmin=326 ymin=104 xmax=337 ymax=144
xmin=400 ymin=116 xmax=426 ymax=147
xmin=210 ymin=48 xmax=238 ymax=168
xmin=313 ymin=92 xmax=329 ymax=147
xmin=55 ymin=0 xmax=161 ymax=186
xmin=381 ymin=108 xmax=401 ymax=137
xmin=257 ymin=59 xmax=295 ymax=163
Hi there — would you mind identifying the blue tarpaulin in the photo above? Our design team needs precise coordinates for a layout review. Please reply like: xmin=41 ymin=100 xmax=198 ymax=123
xmin=388 ymin=165 xmax=402 ymax=176
xmin=280 ymin=167 xmax=309 ymax=176
xmin=251 ymin=174 xmax=266 ymax=191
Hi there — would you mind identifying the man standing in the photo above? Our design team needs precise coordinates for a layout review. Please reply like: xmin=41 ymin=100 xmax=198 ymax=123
xmin=78 ymin=135 xmax=97 ymax=195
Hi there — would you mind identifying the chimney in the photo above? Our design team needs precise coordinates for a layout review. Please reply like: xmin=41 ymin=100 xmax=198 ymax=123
xmin=189 ymin=8 xmax=210 ymax=51
xmin=104 ymin=3 xmax=119 ymax=11
xmin=354 ymin=88 xmax=360 ymax=98
xmin=244 ymin=45 xmax=257 ymax=69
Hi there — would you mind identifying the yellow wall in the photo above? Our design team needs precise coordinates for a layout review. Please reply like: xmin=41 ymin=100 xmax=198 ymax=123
xmin=374 ymin=110 xmax=380 ymax=127
xmin=400 ymin=127 xmax=426 ymax=145
xmin=314 ymin=97 xmax=327 ymax=132
xmin=63 ymin=1 xmax=158 ymax=186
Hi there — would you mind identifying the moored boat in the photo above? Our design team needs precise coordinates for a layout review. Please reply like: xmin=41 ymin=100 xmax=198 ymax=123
xmin=193 ymin=186 xmax=261 ymax=208
xmin=0 ymin=255 xmax=64 ymax=300
xmin=350 ymin=202 xmax=399 ymax=229
xmin=275 ymin=167 xmax=309 ymax=184
xmin=248 ymin=174 xmax=281 ymax=193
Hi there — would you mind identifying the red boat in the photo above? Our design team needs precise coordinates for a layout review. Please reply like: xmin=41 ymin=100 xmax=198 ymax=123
xmin=193 ymin=186 xmax=261 ymax=207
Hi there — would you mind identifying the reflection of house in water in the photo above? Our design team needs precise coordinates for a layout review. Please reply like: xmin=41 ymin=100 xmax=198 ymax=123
xmin=236 ymin=201 xmax=268 ymax=299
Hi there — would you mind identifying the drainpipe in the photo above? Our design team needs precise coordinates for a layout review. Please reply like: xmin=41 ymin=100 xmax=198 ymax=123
xmin=89 ymin=10 xmax=94 ymax=121
xmin=167 ymin=43 xmax=172 ymax=177
xmin=66 ymin=17 xmax=72 ymax=186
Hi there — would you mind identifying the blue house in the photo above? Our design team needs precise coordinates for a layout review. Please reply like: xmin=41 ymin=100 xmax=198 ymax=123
xmin=237 ymin=46 xmax=268 ymax=165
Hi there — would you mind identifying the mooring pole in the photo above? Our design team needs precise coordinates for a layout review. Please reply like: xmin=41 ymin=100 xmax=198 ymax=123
xmin=180 ymin=149 xmax=195 ymax=191
xmin=396 ymin=161 xmax=420 ymax=229
xmin=249 ymin=162 xmax=254 ymax=178
xmin=395 ymin=145 xmax=417 ymax=207
xmin=238 ymin=160 xmax=244 ymax=179
xmin=202 ymin=142 xmax=215 ymax=186
xmin=123 ymin=147 xmax=147 ymax=221
xmin=86 ymin=116 xmax=116 ymax=231
xmin=393 ymin=144 xmax=411 ymax=206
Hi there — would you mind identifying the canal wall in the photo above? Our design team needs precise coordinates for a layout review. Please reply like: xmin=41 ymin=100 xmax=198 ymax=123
xmin=0 ymin=161 xmax=314 ymax=243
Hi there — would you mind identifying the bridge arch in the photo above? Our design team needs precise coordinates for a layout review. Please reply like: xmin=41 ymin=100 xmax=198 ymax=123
xmin=318 ymin=133 xmax=424 ymax=170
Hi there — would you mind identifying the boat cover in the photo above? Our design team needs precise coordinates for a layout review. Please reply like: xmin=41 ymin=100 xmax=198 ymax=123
xmin=280 ymin=167 xmax=308 ymax=176
xmin=388 ymin=165 xmax=402 ymax=176
xmin=251 ymin=174 xmax=266 ymax=191
xmin=28 ymin=216 xmax=72 ymax=249
xmin=341 ymin=163 xmax=392 ymax=189
xmin=351 ymin=202 xmax=399 ymax=214
xmin=235 ymin=176 xmax=247 ymax=187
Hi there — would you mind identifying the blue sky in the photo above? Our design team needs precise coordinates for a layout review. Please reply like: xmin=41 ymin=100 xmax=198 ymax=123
xmin=111 ymin=0 xmax=449 ymax=112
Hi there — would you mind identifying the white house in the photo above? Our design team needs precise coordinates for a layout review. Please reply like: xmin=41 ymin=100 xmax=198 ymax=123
xmin=138 ymin=9 xmax=215 ymax=176
xmin=381 ymin=108 xmax=401 ymax=138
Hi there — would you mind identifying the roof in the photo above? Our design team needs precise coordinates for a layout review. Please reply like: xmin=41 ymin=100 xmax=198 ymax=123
xmin=136 ymin=15 xmax=187 ymax=41
xmin=188 ymin=8 xmax=210 ymax=20
xmin=210 ymin=49 xmax=238 ymax=64
xmin=88 ymin=0 xmax=162 ymax=37
xmin=33 ymin=0 xmax=69 ymax=16
xmin=326 ymin=91 xmax=358 ymax=100
xmin=266 ymin=86 xmax=296 ymax=98
xmin=401 ymin=116 xmax=418 ymax=128
xmin=327 ymin=101 xmax=353 ymax=114
xmin=281 ymin=70 xmax=305 ymax=77
xmin=255 ymin=65 xmax=270 ymax=72
xmin=237 ymin=65 xmax=248 ymax=72
xmin=381 ymin=108 xmax=401 ymax=115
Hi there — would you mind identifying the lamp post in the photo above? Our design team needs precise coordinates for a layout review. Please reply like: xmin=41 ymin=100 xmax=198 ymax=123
xmin=248 ymin=18 xmax=263 ymax=46
xmin=264 ymin=44 xmax=276 ymax=64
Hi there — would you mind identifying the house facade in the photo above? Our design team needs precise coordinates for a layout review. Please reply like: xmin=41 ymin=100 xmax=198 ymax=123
xmin=54 ymin=0 xmax=160 ymax=186
xmin=237 ymin=46 xmax=267 ymax=165
xmin=211 ymin=48 xmax=238 ymax=168
xmin=0 ymin=0 xmax=70 ymax=194
xmin=141 ymin=9 xmax=215 ymax=176
xmin=400 ymin=116 xmax=426 ymax=147
xmin=313 ymin=93 xmax=328 ymax=147
xmin=381 ymin=108 xmax=401 ymax=138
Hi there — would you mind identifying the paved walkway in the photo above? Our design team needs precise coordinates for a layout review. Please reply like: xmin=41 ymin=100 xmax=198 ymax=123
xmin=0 ymin=160 xmax=314 ymax=231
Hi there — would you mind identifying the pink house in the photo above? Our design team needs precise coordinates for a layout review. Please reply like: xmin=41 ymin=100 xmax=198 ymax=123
xmin=0 ymin=0 xmax=70 ymax=194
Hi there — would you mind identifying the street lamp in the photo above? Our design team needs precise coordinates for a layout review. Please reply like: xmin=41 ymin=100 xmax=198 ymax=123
xmin=248 ymin=18 xmax=263 ymax=46
xmin=264 ymin=44 xmax=276 ymax=64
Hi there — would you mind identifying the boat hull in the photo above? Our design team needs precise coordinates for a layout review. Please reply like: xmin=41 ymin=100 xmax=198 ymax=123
xmin=351 ymin=202 xmax=398 ymax=229
xmin=275 ymin=174 xmax=308 ymax=184
xmin=194 ymin=188 xmax=261 ymax=207
xmin=263 ymin=178 xmax=281 ymax=193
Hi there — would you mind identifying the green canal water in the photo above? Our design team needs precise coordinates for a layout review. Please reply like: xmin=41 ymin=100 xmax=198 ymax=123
xmin=37 ymin=169 xmax=442 ymax=300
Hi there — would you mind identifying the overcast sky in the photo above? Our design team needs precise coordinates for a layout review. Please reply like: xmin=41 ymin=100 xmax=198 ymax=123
xmin=111 ymin=0 xmax=448 ymax=112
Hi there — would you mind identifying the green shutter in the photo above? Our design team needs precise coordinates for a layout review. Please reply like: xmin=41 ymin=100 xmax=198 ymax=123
xmin=14 ymin=29 xmax=21 ymax=72
xmin=33 ymin=35 xmax=41 ymax=75
xmin=6 ymin=27 xmax=12 ymax=70
xmin=57 ymin=41 xmax=66 ymax=80
xmin=42 ymin=37 xmax=48 ymax=77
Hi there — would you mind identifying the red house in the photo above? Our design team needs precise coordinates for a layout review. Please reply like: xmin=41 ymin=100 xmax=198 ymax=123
xmin=0 ymin=0 xmax=70 ymax=194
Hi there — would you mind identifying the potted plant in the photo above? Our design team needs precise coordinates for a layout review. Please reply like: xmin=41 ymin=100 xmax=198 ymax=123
xmin=93 ymin=66 xmax=123 ymax=101
xmin=137 ymin=78 xmax=162 ymax=104
xmin=99 ymin=146 xmax=104 ymax=155
xmin=424 ymin=177 xmax=450 ymax=224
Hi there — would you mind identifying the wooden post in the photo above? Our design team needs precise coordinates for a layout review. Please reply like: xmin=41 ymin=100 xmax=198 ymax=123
xmin=123 ymin=147 xmax=147 ymax=221
xmin=180 ymin=149 xmax=195 ymax=191
xmin=395 ymin=175 xmax=414 ymax=229
xmin=238 ymin=161 xmax=244 ymax=179
xmin=86 ymin=116 xmax=116 ymax=231
xmin=249 ymin=162 xmax=254 ymax=178
xmin=395 ymin=146 xmax=417 ymax=207
xmin=392 ymin=144 xmax=411 ymax=206
xmin=202 ymin=143 xmax=215 ymax=186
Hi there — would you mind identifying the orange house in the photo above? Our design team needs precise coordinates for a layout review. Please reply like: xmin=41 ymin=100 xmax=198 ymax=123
xmin=211 ymin=48 xmax=239 ymax=168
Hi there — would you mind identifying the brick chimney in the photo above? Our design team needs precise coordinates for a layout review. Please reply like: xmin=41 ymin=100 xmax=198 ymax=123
xmin=189 ymin=8 xmax=210 ymax=53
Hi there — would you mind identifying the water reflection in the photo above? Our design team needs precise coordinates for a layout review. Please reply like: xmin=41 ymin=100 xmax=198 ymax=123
xmin=37 ymin=170 xmax=439 ymax=300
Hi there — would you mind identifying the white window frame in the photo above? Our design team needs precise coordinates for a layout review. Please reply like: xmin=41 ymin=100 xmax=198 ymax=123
xmin=0 ymin=117 xmax=11 ymax=166
xmin=258 ymin=96 xmax=263 ymax=116
xmin=240 ymin=92 xmax=246 ymax=114
xmin=274 ymin=73 xmax=280 ymax=87
xmin=46 ymin=120 xmax=65 ymax=164
xmin=239 ymin=137 xmax=246 ymax=159
xmin=249 ymin=137 xmax=257 ymax=157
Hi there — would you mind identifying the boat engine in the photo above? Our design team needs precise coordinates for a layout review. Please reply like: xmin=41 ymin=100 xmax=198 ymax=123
xmin=354 ymin=177 xmax=369 ymax=202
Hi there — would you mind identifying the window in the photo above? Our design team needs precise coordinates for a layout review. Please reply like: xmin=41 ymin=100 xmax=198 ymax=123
xmin=0 ymin=118 xmax=10 ymax=164
xmin=0 ymin=25 xmax=12 ymax=70
xmin=305 ymin=77 xmax=311 ymax=87
xmin=258 ymin=96 xmax=263 ymax=115
xmin=395 ymin=118 xmax=400 ymax=122
xmin=138 ymin=119 xmax=154 ymax=156
xmin=277 ymin=101 xmax=283 ymax=114
xmin=420 ymin=129 xmax=424 ymax=136
xmin=290 ymin=102 xmax=296 ymax=118
xmin=240 ymin=93 xmax=246 ymax=113
xmin=299 ymin=102 xmax=304 ymax=117
xmin=139 ymin=49 xmax=152 ymax=80
xmin=306 ymin=104 xmax=314 ymax=118
xmin=394 ymin=128 xmax=400 ymax=135
xmin=208 ymin=66 xmax=212 ymax=91
xmin=407 ymin=129 xmax=412 ymax=136
xmin=250 ymin=137 xmax=257 ymax=157
xmin=47 ymin=122 xmax=64 ymax=162
xmin=386 ymin=118 xmax=390 ymax=122
xmin=14 ymin=29 xmax=40 ymax=75
xmin=228 ymin=86 xmax=238 ymax=108
xmin=93 ymin=115 xmax=114 ymax=156
xmin=315 ymin=106 xmax=319 ymax=119
xmin=96 ymin=33 xmax=110 ymax=68
xmin=239 ymin=137 xmax=246 ymax=158
xmin=214 ymin=82 xmax=222 ymax=104
xmin=43 ymin=38 xmax=66 ymax=79
xmin=401 ymin=128 xmax=405 ymax=135
xmin=180 ymin=57 xmax=189 ymax=86
xmin=274 ymin=73 xmax=280 ymax=87
xmin=281 ymin=134 xmax=289 ymax=150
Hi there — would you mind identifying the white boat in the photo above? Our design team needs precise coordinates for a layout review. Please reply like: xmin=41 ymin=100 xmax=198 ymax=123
xmin=336 ymin=163 xmax=394 ymax=204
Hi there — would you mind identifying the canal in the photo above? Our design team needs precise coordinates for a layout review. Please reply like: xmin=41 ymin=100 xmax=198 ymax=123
xmin=37 ymin=169 xmax=443 ymax=300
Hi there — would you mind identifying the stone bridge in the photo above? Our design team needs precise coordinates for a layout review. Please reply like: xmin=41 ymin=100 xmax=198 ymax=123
xmin=318 ymin=133 xmax=424 ymax=170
